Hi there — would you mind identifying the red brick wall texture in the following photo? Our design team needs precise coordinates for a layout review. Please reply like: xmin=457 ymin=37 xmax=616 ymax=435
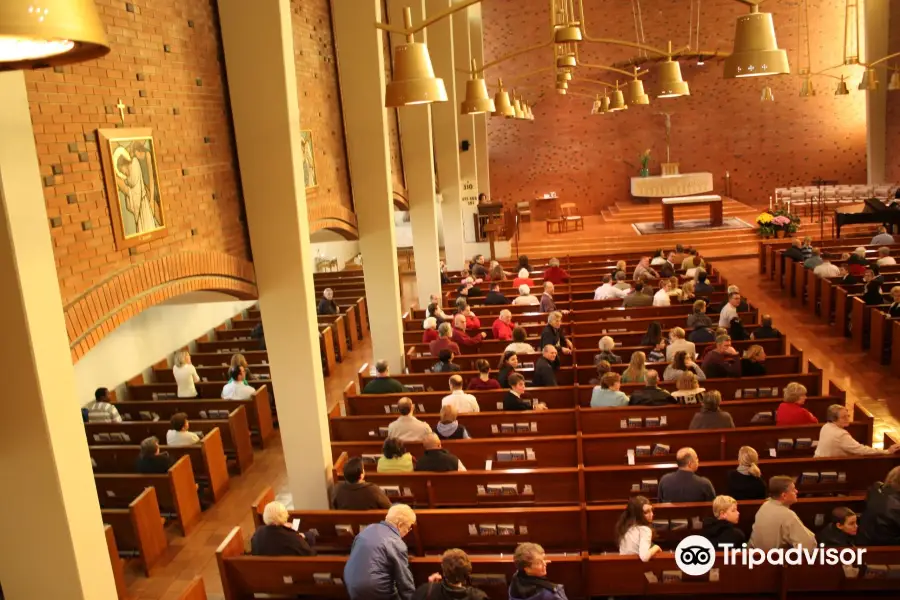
xmin=483 ymin=0 xmax=869 ymax=215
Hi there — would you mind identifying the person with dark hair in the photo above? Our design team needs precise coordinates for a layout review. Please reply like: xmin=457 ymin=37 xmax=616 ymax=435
xmin=663 ymin=349 xmax=706 ymax=382
xmin=387 ymin=398 xmax=432 ymax=443
xmin=657 ymin=447 xmax=716 ymax=503
xmin=363 ymin=360 xmax=405 ymax=394
xmin=378 ymin=437 xmax=414 ymax=473
xmin=588 ymin=360 xmax=611 ymax=386
xmin=135 ymin=436 xmax=172 ymax=474
xmin=862 ymin=266 xmax=885 ymax=305
xmin=616 ymin=496 xmax=661 ymax=561
xmin=751 ymin=314 xmax=781 ymax=340
xmin=222 ymin=365 xmax=257 ymax=400
xmin=483 ymin=281 xmax=509 ymax=305
xmin=509 ymin=542 xmax=570 ymax=600
xmin=432 ymin=349 xmax=461 ymax=373
xmin=517 ymin=255 xmax=531 ymax=272
xmin=817 ymin=507 xmax=858 ymax=547
xmin=749 ymin=476 xmax=816 ymax=550
xmin=701 ymin=335 xmax=741 ymax=378
xmin=857 ymin=466 xmax=900 ymax=546
xmin=702 ymin=496 xmax=746 ymax=549
xmin=317 ymin=288 xmax=338 ymax=315
xmin=639 ymin=321 xmax=663 ymax=347
xmin=694 ymin=271 xmax=714 ymax=297
xmin=504 ymin=373 xmax=546 ymax=411
xmin=623 ymin=281 xmax=653 ymax=308
xmin=166 ymin=412 xmax=199 ymax=446
xmin=84 ymin=387 xmax=122 ymax=423
xmin=689 ymin=391 xmax=735 ymax=429
xmin=497 ymin=351 xmax=519 ymax=388
xmin=505 ymin=326 xmax=535 ymax=354
xmin=728 ymin=317 xmax=748 ymax=342
xmin=412 ymin=549 xmax=487 ymax=600
xmin=467 ymin=358 xmax=500 ymax=391
xmin=331 ymin=457 xmax=392 ymax=510
xmin=628 ymin=370 xmax=675 ymax=406
xmin=250 ymin=322 xmax=266 ymax=351
xmin=686 ymin=299 xmax=712 ymax=329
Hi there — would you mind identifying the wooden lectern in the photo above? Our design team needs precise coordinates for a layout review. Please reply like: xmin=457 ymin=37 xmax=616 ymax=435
xmin=475 ymin=203 xmax=503 ymax=242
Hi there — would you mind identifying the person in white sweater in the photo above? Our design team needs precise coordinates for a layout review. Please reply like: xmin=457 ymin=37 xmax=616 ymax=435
xmin=815 ymin=405 xmax=900 ymax=457
xmin=172 ymin=350 xmax=200 ymax=398
xmin=166 ymin=412 xmax=200 ymax=446
xmin=617 ymin=495 xmax=661 ymax=561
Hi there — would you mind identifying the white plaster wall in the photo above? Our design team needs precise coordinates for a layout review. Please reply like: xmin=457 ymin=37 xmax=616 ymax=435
xmin=396 ymin=194 xmax=445 ymax=249
xmin=72 ymin=292 xmax=255 ymax=407
xmin=310 ymin=229 xmax=361 ymax=269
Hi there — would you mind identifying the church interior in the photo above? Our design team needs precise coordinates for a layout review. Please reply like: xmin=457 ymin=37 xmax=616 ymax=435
xmin=2 ymin=0 xmax=900 ymax=598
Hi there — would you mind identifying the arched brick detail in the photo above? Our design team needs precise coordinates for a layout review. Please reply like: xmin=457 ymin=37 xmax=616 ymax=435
xmin=311 ymin=218 xmax=360 ymax=240
xmin=392 ymin=189 xmax=409 ymax=211
xmin=64 ymin=251 xmax=257 ymax=362
xmin=309 ymin=204 xmax=359 ymax=240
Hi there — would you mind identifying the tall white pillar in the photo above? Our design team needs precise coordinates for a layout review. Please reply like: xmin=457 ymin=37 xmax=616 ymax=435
xmin=388 ymin=0 xmax=442 ymax=308
xmin=218 ymin=0 xmax=332 ymax=508
xmin=0 ymin=71 xmax=118 ymax=599
xmin=426 ymin=0 xmax=466 ymax=270
xmin=333 ymin=0 xmax=406 ymax=370
xmin=469 ymin=3 xmax=491 ymax=198
xmin=864 ymin=0 xmax=889 ymax=184
xmin=453 ymin=4 xmax=480 ymax=244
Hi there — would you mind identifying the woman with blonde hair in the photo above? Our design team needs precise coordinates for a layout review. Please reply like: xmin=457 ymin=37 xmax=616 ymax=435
xmin=435 ymin=404 xmax=470 ymax=440
xmin=670 ymin=371 xmax=705 ymax=405
xmin=173 ymin=350 xmax=199 ymax=398
xmin=741 ymin=344 xmax=767 ymax=376
xmin=680 ymin=280 xmax=696 ymax=303
xmin=726 ymin=446 xmax=766 ymax=500
xmin=621 ymin=351 xmax=647 ymax=384
xmin=230 ymin=353 xmax=254 ymax=380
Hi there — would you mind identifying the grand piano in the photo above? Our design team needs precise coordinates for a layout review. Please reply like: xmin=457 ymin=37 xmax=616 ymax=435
xmin=834 ymin=198 xmax=900 ymax=238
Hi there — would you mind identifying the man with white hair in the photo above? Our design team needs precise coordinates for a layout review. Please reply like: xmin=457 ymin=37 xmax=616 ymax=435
xmin=317 ymin=288 xmax=338 ymax=315
xmin=539 ymin=281 xmax=556 ymax=312
xmin=492 ymin=309 xmax=516 ymax=341
xmin=250 ymin=501 xmax=317 ymax=556
xmin=344 ymin=504 xmax=434 ymax=600
xmin=542 ymin=257 xmax=570 ymax=285
xmin=511 ymin=284 xmax=540 ymax=306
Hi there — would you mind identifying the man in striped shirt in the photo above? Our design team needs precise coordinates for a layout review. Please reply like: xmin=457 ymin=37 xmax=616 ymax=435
xmin=84 ymin=387 xmax=122 ymax=423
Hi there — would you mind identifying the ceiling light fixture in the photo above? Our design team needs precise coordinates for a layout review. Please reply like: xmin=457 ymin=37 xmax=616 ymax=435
xmin=0 ymin=0 xmax=110 ymax=71
xmin=608 ymin=81 xmax=628 ymax=111
xmin=491 ymin=79 xmax=516 ymax=117
xmin=460 ymin=59 xmax=495 ymax=115
xmin=627 ymin=67 xmax=650 ymax=105
xmin=384 ymin=8 xmax=448 ymax=107
xmin=858 ymin=68 xmax=878 ymax=91
xmin=657 ymin=42 xmax=690 ymax=98
xmin=834 ymin=74 xmax=850 ymax=96
xmin=889 ymin=70 xmax=900 ymax=91
xmin=760 ymin=86 xmax=774 ymax=101
xmin=723 ymin=1 xmax=790 ymax=79
xmin=799 ymin=77 xmax=815 ymax=97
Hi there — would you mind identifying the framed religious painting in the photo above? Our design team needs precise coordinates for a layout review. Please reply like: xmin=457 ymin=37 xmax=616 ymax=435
xmin=300 ymin=129 xmax=318 ymax=193
xmin=97 ymin=128 xmax=168 ymax=249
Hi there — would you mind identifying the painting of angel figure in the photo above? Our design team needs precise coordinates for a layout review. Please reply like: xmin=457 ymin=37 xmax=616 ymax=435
xmin=98 ymin=128 xmax=167 ymax=249
xmin=300 ymin=130 xmax=318 ymax=189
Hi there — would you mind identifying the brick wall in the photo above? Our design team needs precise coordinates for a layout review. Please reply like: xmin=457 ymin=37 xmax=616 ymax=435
xmin=887 ymin=5 xmax=900 ymax=184
xmin=483 ymin=0 xmax=868 ymax=214
xmin=26 ymin=0 xmax=255 ymax=358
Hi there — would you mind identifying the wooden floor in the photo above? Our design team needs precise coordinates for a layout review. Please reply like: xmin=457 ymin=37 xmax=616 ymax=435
xmin=124 ymin=262 xmax=900 ymax=600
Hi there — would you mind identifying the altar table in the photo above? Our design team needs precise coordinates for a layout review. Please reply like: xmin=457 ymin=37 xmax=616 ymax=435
xmin=631 ymin=172 xmax=714 ymax=198
xmin=662 ymin=195 xmax=723 ymax=230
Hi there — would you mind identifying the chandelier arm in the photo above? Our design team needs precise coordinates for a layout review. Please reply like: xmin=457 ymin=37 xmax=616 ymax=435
xmin=576 ymin=0 xmax=667 ymax=57
xmin=578 ymin=62 xmax=646 ymax=79
xmin=486 ymin=66 xmax=555 ymax=86
xmin=866 ymin=51 xmax=900 ymax=69
xmin=374 ymin=0 xmax=483 ymax=36
xmin=567 ymin=90 xmax=599 ymax=99
xmin=574 ymin=77 xmax=620 ymax=88
xmin=481 ymin=36 xmax=556 ymax=71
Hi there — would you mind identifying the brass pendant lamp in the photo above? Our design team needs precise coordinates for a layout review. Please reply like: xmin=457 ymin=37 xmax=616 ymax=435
xmin=858 ymin=68 xmax=878 ymax=91
xmin=760 ymin=86 xmax=775 ymax=102
xmin=554 ymin=25 xmax=583 ymax=44
xmin=799 ymin=77 xmax=815 ymax=97
xmin=627 ymin=68 xmax=649 ymax=105
xmin=557 ymin=54 xmax=576 ymax=68
xmin=385 ymin=8 xmax=448 ymax=107
xmin=834 ymin=75 xmax=850 ymax=96
xmin=889 ymin=70 xmax=900 ymax=92
xmin=657 ymin=42 xmax=690 ymax=98
xmin=512 ymin=93 xmax=525 ymax=119
xmin=600 ymin=92 xmax=610 ymax=113
xmin=723 ymin=3 xmax=790 ymax=78
xmin=558 ymin=70 xmax=572 ymax=81
xmin=556 ymin=80 xmax=568 ymax=91
xmin=608 ymin=82 xmax=628 ymax=111
xmin=492 ymin=79 xmax=516 ymax=117
xmin=460 ymin=59 xmax=495 ymax=115
xmin=591 ymin=95 xmax=602 ymax=114
xmin=0 ymin=0 xmax=110 ymax=71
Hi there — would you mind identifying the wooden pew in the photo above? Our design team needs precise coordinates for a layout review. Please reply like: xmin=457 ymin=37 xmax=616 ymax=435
xmin=177 ymin=576 xmax=207 ymax=600
xmin=329 ymin=394 xmax=846 ymax=441
xmin=95 ymin=455 xmax=202 ymax=535
xmin=86 ymin=405 xmax=254 ymax=473
xmin=121 ymin=387 xmax=275 ymax=448
xmin=90 ymin=427 xmax=230 ymax=503
xmin=104 ymin=524 xmax=129 ymax=600
xmin=101 ymin=486 xmax=167 ymax=576
xmin=188 ymin=349 xmax=268 ymax=367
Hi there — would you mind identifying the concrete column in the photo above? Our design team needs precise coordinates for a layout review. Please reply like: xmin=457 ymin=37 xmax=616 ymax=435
xmin=218 ymin=0 xmax=332 ymax=508
xmin=453 ymin=4 xmax=480 ymax=243
xmin=333 ymin=0 xmax=406 ymax=370
xmin=388 ymin=0 xmax=442 ymax=308
xmin=0 ymin=72 xmax=117 ymax=599
xmin=469 ymin=3 xmax=491 ymax=198
xmin=864 ymin=0 xmax=888 ymax=184
xmin=426 ymin=0 xmax=466 ymax=270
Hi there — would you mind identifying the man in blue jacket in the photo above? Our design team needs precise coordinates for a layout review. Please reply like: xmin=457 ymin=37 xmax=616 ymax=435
xmin=344 ymin=504 xmax=422 ymax=600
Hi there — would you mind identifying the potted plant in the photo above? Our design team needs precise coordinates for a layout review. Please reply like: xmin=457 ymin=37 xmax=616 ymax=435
xmin=771 ymin=207 xmax=801 ymax=237
xmin=638 ymin=149 xmax=651 ymax=177
xmin=756 ymin=212 xmax=775 ymax=238
xmin=772 ymin=215 xmax=791 ymax=238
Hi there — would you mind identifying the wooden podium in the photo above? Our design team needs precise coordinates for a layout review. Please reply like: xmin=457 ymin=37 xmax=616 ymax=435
xmin=475 ymin=203 xmax=503 ymax=242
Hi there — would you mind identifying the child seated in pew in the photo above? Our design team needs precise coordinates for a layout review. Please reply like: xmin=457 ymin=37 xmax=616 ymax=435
xmin=503 ymin=373 xmax=547 ymax=411
xmin=166 ymin=413 xmax=200 ymax=447
xmin=701 ymin=495 xmax=746 ymax=549
xmin=432 ymin=349 xmax=461 ymax=373
xmin=817 ymin=507 xmax=858 ymax=547
xmin=435 ymin=405 xmax=470 ymax=441
xmin=251 ymin=501 xmax=317 ymax=557
xmin=616 ymin=496 xmax=662 ymax=562
xmin=221 ymin=366 xmax=257 ymax=401
xmin=135 ymin=436 xmax=172 ymax=474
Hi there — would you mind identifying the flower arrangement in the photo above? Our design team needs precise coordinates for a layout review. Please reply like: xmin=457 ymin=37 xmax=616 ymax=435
xmin=639 ymin=149 xmax=651 ymax=172
xmin=757 ymin=209 xmax=800 ymax=237
xmin=756 ymin=212 xmax=775 ymax=237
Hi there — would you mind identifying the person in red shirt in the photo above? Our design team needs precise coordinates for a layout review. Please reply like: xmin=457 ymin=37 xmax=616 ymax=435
xmin=512 ymin=268 xmax=535 ymax=290
xmin=422 ymin=317 xmax=439 ymax=344
xmin=542 ymin=257 xmax=570 ymax=285
xmin=491 ymin=309 xmax=516 ymax=341
xmin=451 ymin=314 xmax=485 ymax=352
xmin=429 ymin=322 xmax=461 ymax=357
xmin=775 ymin=382 xmax=819 ymax=425
xmin=468 ymin=358 xmax=501 ymax=390
xmin=454 ymin=299 xmax=481 ymax=333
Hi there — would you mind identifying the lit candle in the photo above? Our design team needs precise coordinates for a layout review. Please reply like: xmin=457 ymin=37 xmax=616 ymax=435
xmin=769 ymin=196 xmax=773 ymax=210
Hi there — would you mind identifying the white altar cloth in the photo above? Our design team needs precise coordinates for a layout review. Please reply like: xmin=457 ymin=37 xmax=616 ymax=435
xmin=631 ymin=172 xmax=714 ymax=198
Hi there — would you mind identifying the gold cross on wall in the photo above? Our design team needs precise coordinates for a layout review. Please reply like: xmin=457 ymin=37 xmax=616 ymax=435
xmin=116 ymin=99 xmax=126 ymax=125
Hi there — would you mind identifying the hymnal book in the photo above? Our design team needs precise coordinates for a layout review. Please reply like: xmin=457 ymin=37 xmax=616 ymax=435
xmin=381 ymin=485 xmax=401 ymax=497
xmin=777 ymin=438 xmax=794 ymax=450
xmin=630 ymin=483 xmax=641 ymax=492
xmin=501 ymin=484 xmax=518 ymax=495
xmin=96 ymin=433 xmax=111 ymax=442
xmin=500 ymin=423 xmax=515 ymax=434
xmin=635 ymin=445 xmax=651 ymax=456
xmin=470 ymin=574 xmax=508 ymax=586
xmin=641 ymin=479 xmax=658 ymax=492
xmin=403 ymin=487 xmax=413 ymax=497
xmin=795 ymin=438 xmax=813 ymax=450
xmin=751 ymin=411 xmax=774 ymax=423
xmin=485 ymin=484 xmax=503 ymax=496
xmin=121 ymin=413 xmax=133 ymax=420
xmin=820 ymin=471 xmax=838 ymax=483
xmin=477 ymin=485 xmax=487 ymax=496
xmin=864 ymin=565 xmax=888 ymax=579
xmin=485 ymin=460 xmax=493 ymax=471
xmin=516 ymin=423 xmax=531 ymax=434
xmin=525 ymin=448 xmax=536 ymax=461
xmin=406 ymin=384 xmax=425 ymax=393
xmin=468 ymin=524 xmax=478 ymax=535
xmin=417 ymin=403 xmax=426 ymax=412
xmin=645 ymin=416 xmax=661 ymax=428
xmin=151 ymin=393 xmax=159 ymax=400
xmin=201 ymin=376 xmax=209 ymax=383
xmin=758 ymin=387 xmax=774 ymax=398
xmin=389 ymin=404 xmax=400 ymax=414
xmin=362 ymin=454 xmax=381 ymax=465
xmin=522 ymin=485 xmax=534 ymax=495
xmin=627 ymin=417 xmax=642 ymax=428
xmin=384 ymin=405 xmax=392 ymax=414
xmin=530 ymin=422 xmax=538 ymax=432
xmin=335 ymin=524 xmax=353 ymax=536
xmin=837 ymin=472 xmax=847 ymax=483
xmin=510 ymin=450 xmax=526 ymax=461
xmin=670 ymin=518 xmax=689 ymax=531
xmin=652 ymin=443 xmax=670 ymax=456
xmin=109 ymin=433 xmax=126 ymax=443
xmin=814 ymin=513 xmax=825 ymax=528
xmin=313 ymin=573 xmax=334 ymax=586
xmin=377 ymin=427 xmax=389 ymax=437
xmin=620 ymin=419 xmax=629 ymax=430
xmin=520 ymin=362 xmax=535 ymax=370
xmin=496 ymin=402 xmax=505 ymax=410
xmin=198 ymin=410 xmax=208 ymax=419
xmin=661 ymin=571 xmax=682 ymax=583
xmin=496 ymin=451 xmax=513 ymax=462
xmin=291 ymin=518 xmax=301 ymax=531
xmin=498 ymin=524 xmax=516 ymax=536
xmin=742 ymin=388 xmax=759 ymax=399
xmin=691 ymin=517 xmax=703 ymax=530
xmin=651 ymin=519 xmax=670 ymax=532
xmin=491 ymin=425 xmax=499 ymax=434
xmin=886 ymin=565 xmax=900 ymax=579
xmin=479 ymin=524 xmax=497 ymax=536
xmin=626 ymin=449 xmax=635 ymax=466
xmin=660 ymin=416 xmax=668 ymax=427
xmin=643 ymin=572 xmax=659 ymax=584
xmin=799 ymin=472 xmax=819 ymax=484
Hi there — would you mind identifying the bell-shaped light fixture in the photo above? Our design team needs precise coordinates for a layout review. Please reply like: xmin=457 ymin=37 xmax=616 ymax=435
xmin=608 ymin=82 xmax=628 ymax=111
xmin=627 ymin=69 xmax=650 ymax=105
xmin=491 ymin=79 xmax=515 ymax=117
xmin=512 ymin=93 xmax=525 ymax=119
xmin=723 ymin=5 xmax=790 ymax=78
xmin=657 ymin=58 xmax=690 ymax=98
xmin=760 ymin=86 xmax=775 ymax=102
xmin=0 ymin=0 xmax=110 ymax=71
xmin=835 ymin=75 xmax=850 ymax=96
xmin=600 ymin=93 xmax=610 ymax=113
xmin=858 ymin=68 xmax=878 ymax=91
xmin=889 ymin=70 xmax=900 ymax=91
xmin=558 ymin=70 xmax=572 ymax=81
xmin=799 ymin=77 xmax=816 ymax=97
xmin=554 ymin=24 xmax=583 ymax=44
xmin=526 ymin=103 xmax=535 ymax=121
xmin=556 ymin=87 xmax=567 ymax=95
xmin=385 ymin=8 xmax=448 ymax=107
xmin=556 ymin=80 xmax=568 ymax=91
xmin=460 ymin=59 xmax=495 ymax=115
xmin=557 ymin=54 xmax=576 ymax=68
xmin=591 ymin=95 xmax=602 ymax=115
